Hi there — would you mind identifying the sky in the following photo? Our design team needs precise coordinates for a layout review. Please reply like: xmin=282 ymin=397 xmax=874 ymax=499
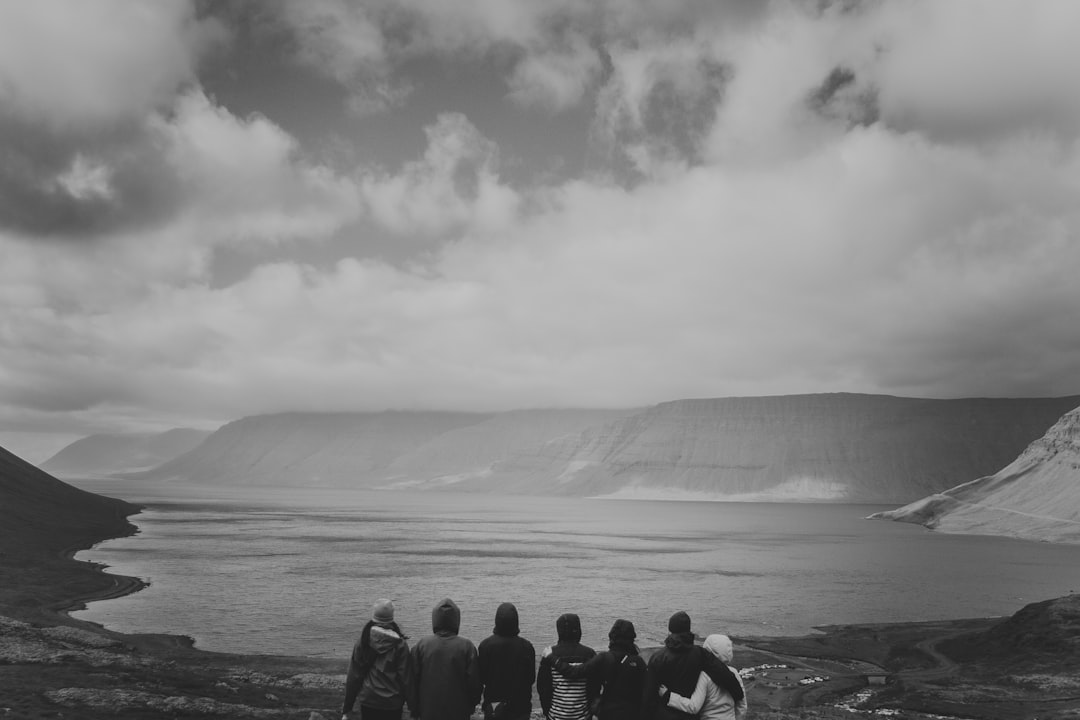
xmin=3 ymin=0 xmax=1080 ymax=441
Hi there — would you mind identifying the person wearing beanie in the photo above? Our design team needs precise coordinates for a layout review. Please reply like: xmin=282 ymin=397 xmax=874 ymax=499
xmin=409 ymin=598 xmax=482 ymax=720
xmin=553 ymin=618 xmax=647 ymax=720
xmin=342 ymin=599 xmax=414 ymax=720
xmin=643 ymin=612 xmax=745 ymax=720
xmin=537 ymin=613 xmax=598 ymax=720
xmin=659 ymin=635 xmax=747 ymax=720
xmin=478 ymin=602 xmax=536 ymax=720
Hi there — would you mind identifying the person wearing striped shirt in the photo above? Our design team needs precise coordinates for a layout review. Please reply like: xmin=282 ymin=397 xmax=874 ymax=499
xmin=536 ymin=613 xmax=599 ymax=720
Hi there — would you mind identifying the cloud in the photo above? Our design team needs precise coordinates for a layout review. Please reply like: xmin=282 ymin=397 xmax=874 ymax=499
xmin=5 ymin=0 xmax=1080 ymax=435
xmin=360 ymin=113 xmax=520 ymax=237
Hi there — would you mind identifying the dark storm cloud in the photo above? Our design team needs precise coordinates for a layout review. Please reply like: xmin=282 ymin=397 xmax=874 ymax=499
xmin=0 ymin=113 xmax=182 ymax=239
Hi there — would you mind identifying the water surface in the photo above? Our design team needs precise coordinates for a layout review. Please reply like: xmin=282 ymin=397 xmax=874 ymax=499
xmin=72 ymin=482 xmax=1080 ymax=658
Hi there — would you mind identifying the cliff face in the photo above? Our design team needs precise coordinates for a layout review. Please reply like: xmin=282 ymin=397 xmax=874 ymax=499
xmin=449 ymin=394 xmax=1080 ymax=501
xmin=874 ymin=405 xmax=1080 ymax=542
xmin=41 ymin=429 xmax=212 ymax=477
xmin=136 ymin=394 xmax=1079 ymax=501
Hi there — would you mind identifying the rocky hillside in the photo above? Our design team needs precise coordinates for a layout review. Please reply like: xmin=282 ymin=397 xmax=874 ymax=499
xmin=941 ymin=593 xmax=1080 ymax=671
xmin=41 ymin=428 xmax=212 ymax=477
xmin=136 ymin=394 xmax=1079 ymax=502
xmin=0 ymin=443 xmax=138 ymax=622
xmin=873 ymin=405 xmax=1080 ymax=542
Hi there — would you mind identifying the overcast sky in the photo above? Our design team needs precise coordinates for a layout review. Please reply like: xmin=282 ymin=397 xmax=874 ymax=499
xmin=3 ymin=0 xmax=1080 ymax=438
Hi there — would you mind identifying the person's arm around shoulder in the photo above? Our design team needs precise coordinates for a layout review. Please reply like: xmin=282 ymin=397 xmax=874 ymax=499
xmin=554 ymin=650 xmax=605 ymax=680
xmin=663 ymin=671 xmax=709 ymax=715
xmin=701 ymin=650 xmax=745 ymax=703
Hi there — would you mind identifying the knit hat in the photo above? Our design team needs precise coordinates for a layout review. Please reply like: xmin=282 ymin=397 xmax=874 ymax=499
xmin=703 ymin=634 xmax=734 ymax=664
xmin=372 ymin=599 xmax=395 ymax=625
xmin=668 ymin=611 xmax=692 ymax=634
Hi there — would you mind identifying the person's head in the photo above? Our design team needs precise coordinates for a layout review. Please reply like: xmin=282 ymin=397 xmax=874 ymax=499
xmin=494 ymin=602 xmax=520 ymax=637
xmin=432 ymin=597 xmax=461 ymax=634
xmin=372 ymin=598 xmax=395 ymax=626
xmin=668 ymin=611 xmax=692 ymax=635
xmin=556 ymin=613 xmax=582 ymax=643
xmin=703 ymin=634 xmax=734 ymax=664
xmin=608 ymin=618 xmax=637 ymax=652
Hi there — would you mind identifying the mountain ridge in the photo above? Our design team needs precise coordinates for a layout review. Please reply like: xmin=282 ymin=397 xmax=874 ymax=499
xmin=136 ymin=394 xmax=1080 ymax=502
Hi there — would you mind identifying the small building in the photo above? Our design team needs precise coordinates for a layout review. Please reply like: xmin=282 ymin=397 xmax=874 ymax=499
xmin=865 ymin=672 xmax=890 ymax=686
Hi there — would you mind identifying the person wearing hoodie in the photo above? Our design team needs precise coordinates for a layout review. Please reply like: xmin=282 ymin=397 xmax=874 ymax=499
xmin=410 ymin=598 xmax=482 ymax=720
xmin=341 ymin=599 xmax=414 ymax=720
xmin=553 ymin=618 xmax=647 ymax=720
xmin=658 ymin=635 xmax=747 ymax=720
xmin=537 ymin=613 xmax=598 ymax=720
xmin=643 ymin=612 xmax=745 ymax=720
xmin=478 ymin=602 xmax=536 ymax=720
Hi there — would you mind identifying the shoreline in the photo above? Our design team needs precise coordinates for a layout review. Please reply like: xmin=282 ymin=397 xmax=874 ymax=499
xmin=4 ymin=495 xmax=1079 ymax=719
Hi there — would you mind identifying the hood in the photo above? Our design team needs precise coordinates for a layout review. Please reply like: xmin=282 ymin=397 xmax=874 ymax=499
xmin=608 ymin=619 xmax=638 ymax=654
xmin=663 ymin=631 xmax=696 ymax=652
xmin=370 ymin=624 xmax=403 ymax=653
xmin=556 ymin=613 xmax=582 ymax=643
xmin=432 ymin=598 xmax=461 ymax=635
xmin=703 ymin=634 xmax=733 ymax=664
xmin=494 ymin=602 xmax=520 ymax=637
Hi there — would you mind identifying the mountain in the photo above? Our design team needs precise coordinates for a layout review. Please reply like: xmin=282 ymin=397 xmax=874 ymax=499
xmin=443 ymin=394 xmax=1080 ymax=501
xmin=41 ymin=428 xmax=213 ymax=477
xmin=137 ymin=394 xmax=1079 ymax=501
xmin=872 ymin=404 xmax=1080 ymax=542
xmin=140 ymin=411 xmax=494 ymax=485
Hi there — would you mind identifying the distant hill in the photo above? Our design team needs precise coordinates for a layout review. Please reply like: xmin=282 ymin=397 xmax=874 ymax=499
xmin=872 ymin=404 xmax=1080 ymax=542
xmin=41 ymin=428 xmax=212 ymax=477
xmin=140 ymin=411 xmax=494 ymax=486
xmin=136 ymin=395 xmax=1079 ymax=502
xmin=941 ymin=593 xmax=1080 ymax=671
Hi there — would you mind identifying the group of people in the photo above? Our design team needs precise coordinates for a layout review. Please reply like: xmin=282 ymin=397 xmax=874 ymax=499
xmin=341 ymin=597 xmax=747 ymax=720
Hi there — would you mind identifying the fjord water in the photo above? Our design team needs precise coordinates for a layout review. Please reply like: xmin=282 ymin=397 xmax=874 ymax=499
xmin=72 ymin=482 xmax=1080 ymax=659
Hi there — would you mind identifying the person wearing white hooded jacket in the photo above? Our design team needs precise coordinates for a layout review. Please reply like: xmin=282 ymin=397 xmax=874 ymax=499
xmin=658 ymin=635 xmax=746 ymax=720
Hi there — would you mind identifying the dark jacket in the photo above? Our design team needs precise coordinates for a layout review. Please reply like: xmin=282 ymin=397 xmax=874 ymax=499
xmin=557 ymin=641 xmax=646 ymax=720
xmin=643 ymin=633 xmax=744 ymax=720
xmin=410 ymin=598 xmax=482 ymax=720
xmin=342 ymin=621 xmax=413 ymax=714
xmin=537 ymin=614 xmax=599 ymax=720
xmin=478 ymin=603 xmax=536 ymax=720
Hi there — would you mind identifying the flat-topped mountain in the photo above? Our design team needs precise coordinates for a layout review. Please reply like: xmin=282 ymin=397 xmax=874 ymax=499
xmin=873 ymin=404 xmax=1080 ymax=542
xmin=41 ymin=428 xmax=212 ymax=477
xmin=452 ymin=394 xmax=1080 ymax=501
xmin=136 ymin=394 xmax=1079 ymax=501
xmin=141 ymin=411 xmax=494 ymax=485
